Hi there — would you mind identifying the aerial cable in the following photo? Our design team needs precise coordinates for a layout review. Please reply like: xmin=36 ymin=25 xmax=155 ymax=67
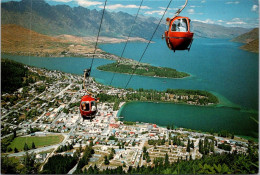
xmin=109 ymin=0 xmax=144 ymax=86
xmin=83 ymin=0 xmax=107 ymax=94
xmin=89 ymin=0 xmax=108 ymax=76
xmin=124 ymin=0 xmax=173 ymax=89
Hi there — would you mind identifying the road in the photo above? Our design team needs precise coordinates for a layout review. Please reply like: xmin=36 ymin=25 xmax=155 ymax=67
xmin=2 ymin=91 xmax=46 ymax=120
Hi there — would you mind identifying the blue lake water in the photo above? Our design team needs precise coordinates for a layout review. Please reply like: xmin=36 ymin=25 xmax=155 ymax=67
xmin=2 ymin=38 xmax=259 ymax=137
xmin=100 ymin=38 xmax=259 ymax=110
xmin=119 ymin=102 xmax=258 ymax=138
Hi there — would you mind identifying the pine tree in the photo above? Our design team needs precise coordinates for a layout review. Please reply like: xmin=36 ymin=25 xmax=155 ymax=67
xmin=191 ymin=140 xmax=194 ymax=149
xmin=104 ymin=155 xmax=109 ymax=165
xmin=32 ymin=142 xmax=36 ymax=149
xmin=164 ymin=153 xmax=169 ymax=166
xmin=186 ymin=139 xmax=191 ymax=152
xmin=24 ymin=143 xmax=29 ymax=151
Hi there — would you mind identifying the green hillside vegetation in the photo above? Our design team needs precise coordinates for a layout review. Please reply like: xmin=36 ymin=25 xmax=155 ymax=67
xmin=232 ymin=28 xmax=259 ymax=53
xmin=241 ymin=39 xmax=259 ymax=53
xmin=1 ymin=59 xmax=29 ymax=94
xmin=97 ymin=62 xmax=189 ymax=78
xmin=42 ymin=154 xmax=78 ymax=174
xmin=232 ymin=28 xmax=259 ymax=43
xmin=97 ymin=88 xmax=219 ymax=106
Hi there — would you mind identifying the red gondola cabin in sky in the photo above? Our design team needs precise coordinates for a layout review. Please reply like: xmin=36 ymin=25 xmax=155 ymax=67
xmin=79 ymin=95 xmax=98 ymax=119
xmin=164 ymin=16 xmax=194 ymax=52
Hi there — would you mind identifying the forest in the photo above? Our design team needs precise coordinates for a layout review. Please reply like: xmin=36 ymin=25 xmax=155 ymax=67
xmin=1 ymin=59 xmax=29 ymax=94
xmin=97 ymin=62 xmax=189 ymax=78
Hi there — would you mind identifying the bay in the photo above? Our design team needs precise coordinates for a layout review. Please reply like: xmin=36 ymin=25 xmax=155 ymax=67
xmin=118 ymin=102 xmax=258 ymax=138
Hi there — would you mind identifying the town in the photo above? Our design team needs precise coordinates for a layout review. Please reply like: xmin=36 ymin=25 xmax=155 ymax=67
xmin=1 ymin=65 xmax=254 ymax=174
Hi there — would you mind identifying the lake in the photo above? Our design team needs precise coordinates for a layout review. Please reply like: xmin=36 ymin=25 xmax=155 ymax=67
xmin=2 ymin=38 xmax=259 ymax=137
xmin=118 ymin=102 xmax=258 ymax=138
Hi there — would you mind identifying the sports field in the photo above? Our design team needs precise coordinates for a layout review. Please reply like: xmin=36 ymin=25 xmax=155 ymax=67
xmin=9 ymin=135 xmax=64 ymax=151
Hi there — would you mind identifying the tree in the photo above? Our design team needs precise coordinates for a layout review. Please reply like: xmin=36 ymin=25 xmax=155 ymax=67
xmin=13 ymin=129 xmax=17 ymax=138
xmin=186 ymin=139 xmax=191 ymax=152
xmin=171 ymin=123 xmax=175 ymax=130
xmin=32 ymin=142 xmax=36 ymax=149
xmin=24 ymin=143 xmax=29 ymax=151
xmin=104 ymin=155 xmax=109 ymax=165
xmin=191 ymin=140 xmax=194 ymax=149
xmin=22 ymin=152 xmax=39 ymax=174
xmin=167 ymin=125 xmax=170 ymax=130
xmin=14 ymin=147 xmax=18 ymax=153
xmin=109 ymin=149 xmax=114 ymax=160
xmin=1 ymin=156 xmax=18 ymax=174
xmin=164 ymin=153 xmax=169 ymax=166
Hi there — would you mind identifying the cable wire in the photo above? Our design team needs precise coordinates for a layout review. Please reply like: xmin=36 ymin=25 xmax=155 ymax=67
xmin=109 ymin=0 xmax=144 ymax=86
xmin=89 ymin=0 xmax=108 ymax=76
xmin=124 ymin=0 xmax=173 ymax=89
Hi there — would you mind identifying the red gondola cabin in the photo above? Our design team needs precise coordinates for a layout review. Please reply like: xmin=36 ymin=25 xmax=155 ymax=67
xmin=80 ymin=95 xmax=98 ymax=119
xmin=164 ymin=16 xmax=194 ymax=52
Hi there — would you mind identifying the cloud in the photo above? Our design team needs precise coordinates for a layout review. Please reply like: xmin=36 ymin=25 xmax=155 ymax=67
xmin=159 ymin=7 xmax=178 ymax=11
xmin=190 ymin=5 xmax=201 ymax=8
xmin=226 ymin=18 xmax=246 ymax=25
xmin=50 ymin=0 xmax=102 ymax=7
xmin=187 ymin=9 xmax=195 ymax=14
xmin=145 ymin=10 xmax=165 ymax=15
xmin=225 ymin=1 xmax=240 ymax=4
xmin=51 ymin=0 xmax=73 ymax=2
xmin=193 ymin=19 xmax=215 ymax=24
xmin=104 ymin=4 xmax=150 ymax=10
xmin=186 ymin=9 xmax=203 ymax=15
xmin=251 ymin=5 xmax=258 ymax=12
xmin=201 ymin=0 xmax=206 ymax=3
xmin=77 ymin=0 xmax=102 ymax=7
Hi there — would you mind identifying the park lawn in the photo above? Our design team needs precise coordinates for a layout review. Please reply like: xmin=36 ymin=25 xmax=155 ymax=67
xmin=9 ymin=135 xmax=64 ymax=151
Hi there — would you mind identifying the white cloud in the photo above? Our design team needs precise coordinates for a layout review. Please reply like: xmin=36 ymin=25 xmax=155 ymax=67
xmin=77 ymin=0 xmax=102 ymax=7
xmin=145 ymin=10 xmax=165 ymax=15
xmin=104 ymin=4 xmax=150 ymax=10
xmin=190 ymin=5 xmax=201 ymax=8
xmin=51 ymin=0 xmax=73 ymax=2
xmin=193 ymin=19 xmax=215 ymax=24
xmin=201 ymin=0 xmax=206 ymax=3
xmin=51 ymin=0 xmax=102 ymax=7
xmin=226 ymin=18 xmax=246 ymax=25
xmin=187 ymin=9 xmax=195 ymax=14
xmin=159 ymin=7 xmax=178 ymax=11
xmin=217 ymin=20 xmax=224 ymax=23
xmin=251 ymin=5 xmax=258 ymax=12
xmin=225 ymin=1 xmax=240 ymax=4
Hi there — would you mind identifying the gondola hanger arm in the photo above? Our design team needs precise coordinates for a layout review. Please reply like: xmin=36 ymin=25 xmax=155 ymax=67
xmin=172 ymin=0 xmax=188 ymax=18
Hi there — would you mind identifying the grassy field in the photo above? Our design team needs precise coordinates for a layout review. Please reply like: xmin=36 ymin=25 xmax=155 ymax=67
xmin=9 ymin=135 xmax=64 ymax=151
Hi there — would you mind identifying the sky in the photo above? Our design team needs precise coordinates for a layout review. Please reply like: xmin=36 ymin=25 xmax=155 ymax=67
xmin=2 ymin=0 xmax=259 ymax=28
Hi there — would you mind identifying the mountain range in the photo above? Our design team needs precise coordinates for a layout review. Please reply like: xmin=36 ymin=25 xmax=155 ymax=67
xmin=2 ymin=0 xmax=251 ymax=39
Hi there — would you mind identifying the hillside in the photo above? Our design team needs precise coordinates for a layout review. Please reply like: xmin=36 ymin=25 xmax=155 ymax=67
xmin=1 ymin=24 xmax=100 ymax=57
xmin=232 ymin=28 xmax=259 ymax=43
xmin=2 ymin=0 xmax=250 ymax=39
xmin=232 ymin=28 xmax=259 ymax=53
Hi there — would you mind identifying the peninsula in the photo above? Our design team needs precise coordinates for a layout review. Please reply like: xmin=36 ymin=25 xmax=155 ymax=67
xmin=97 ymin=61 xmax=189 ymax=79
